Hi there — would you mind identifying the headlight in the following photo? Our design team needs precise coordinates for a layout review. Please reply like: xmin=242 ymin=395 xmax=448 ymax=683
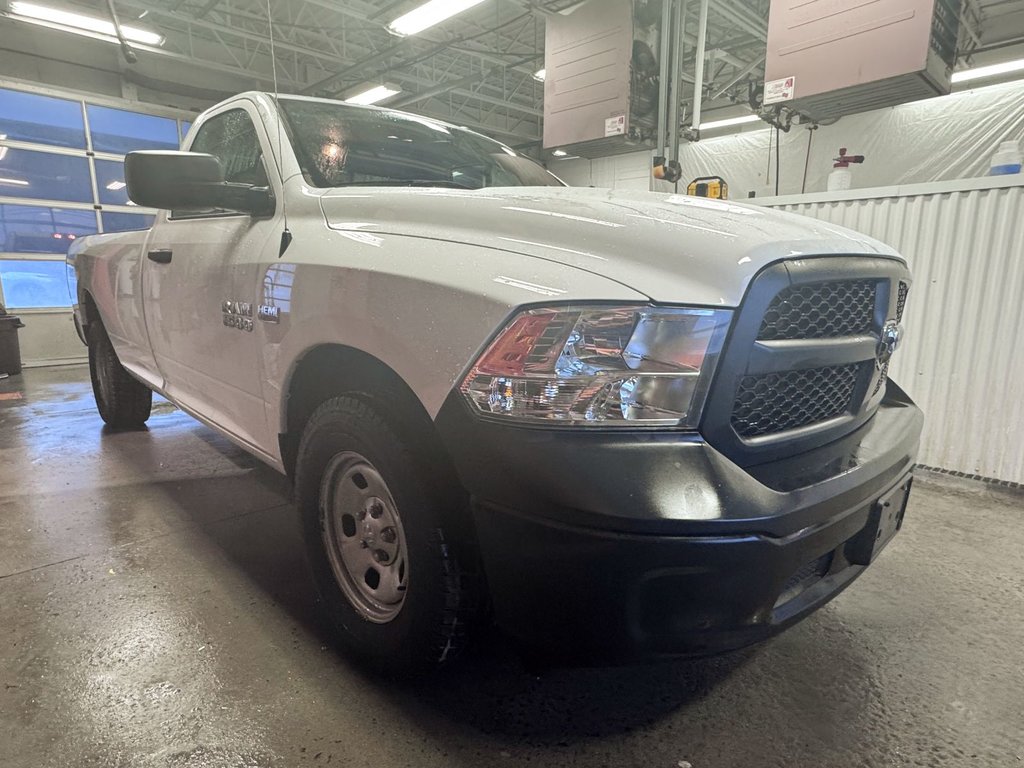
xmin=459 ymin=305 xmax=732 ymax=427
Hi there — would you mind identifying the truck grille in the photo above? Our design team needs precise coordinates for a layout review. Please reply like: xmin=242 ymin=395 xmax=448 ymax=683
xmin=872 ymin=281 xmax=911 ymax=396
xmin=732 ymin=364 xmax=861 ymax=438
xmin=758 ymin=279 xmax=877 ymax=340
xmin=699 ymin=257 xmax=911 ymax=464
xmin=895 ymin=280 xmax=909 ymax=322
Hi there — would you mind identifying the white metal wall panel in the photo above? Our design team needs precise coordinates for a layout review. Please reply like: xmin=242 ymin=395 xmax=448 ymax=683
xmin=556 ymin=150 xmax=651 ymax=189
xmin=766 ymin=182 xmax=1024 ymax=484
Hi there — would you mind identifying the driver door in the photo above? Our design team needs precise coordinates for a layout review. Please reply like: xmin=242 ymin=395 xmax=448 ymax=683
xmin=142 ymin=102 xmax=280 ymax=457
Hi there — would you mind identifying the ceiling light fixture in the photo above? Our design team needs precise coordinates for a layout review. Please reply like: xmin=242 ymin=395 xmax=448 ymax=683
xmin=551 ymin=149 xmax=567 ymax=156
xmin=951 ymin=57 xmax=1024 ymax=83
xmin=8 ymin=1 xmax=165 ymax=46
xmin=387 ymin=0 xmax=487 ymax=37
xmin=0 ymin=177 xmax=29 ymax=186
xmin=105 ymin=180 xmax=127 ymax=191
xmin=343 ymin=84 xmax=402 ymax=106
xmin=698 ymin=114 xmax=762 ymax=131
xmin=533 ymin=68 xmax=546 ymax=82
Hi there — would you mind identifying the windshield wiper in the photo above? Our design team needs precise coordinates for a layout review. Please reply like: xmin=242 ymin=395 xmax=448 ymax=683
xmin=334 ymin=179 xmax=478 ymax=190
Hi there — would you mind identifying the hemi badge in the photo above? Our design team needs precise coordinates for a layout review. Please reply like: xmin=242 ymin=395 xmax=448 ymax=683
xmin=258 ymin=305 xmax=280 ymax=323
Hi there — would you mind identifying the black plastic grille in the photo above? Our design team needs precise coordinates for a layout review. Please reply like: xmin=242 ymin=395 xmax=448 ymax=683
xmin=732 ymin=364 xmax=861 ymax=438
xmin=872 ymin=281 xmax=911 ymax=397
xmin=775 ymin=552 xmax=834 ymax=607
xmin=896 ymin=281 xmax=909 ymax=322
xmin=758 ymin=279 xmax=877 ymax=340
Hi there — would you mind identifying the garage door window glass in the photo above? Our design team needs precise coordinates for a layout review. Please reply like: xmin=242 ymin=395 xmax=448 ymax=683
xmin=279 ymin=99 xmax=561 ymax=189
xmin=189 ymin=109 xmax=269 ymax=186
xmin=94 ymin=159 xmax=130 ymax=205
xmin=0 ymin=204 xmax=96 ymax=253
xmin=0 ymin=260 xmax=74 ymax=308
xmin=101 ymin=212 xmax=156 ymax=233
xmin=0 ymin=148 xmax=92 ymax=202
xmin=86 ymin=105 xmax=180 ymax=153
xmin=0 ymin=88 xmax=87 ymax=149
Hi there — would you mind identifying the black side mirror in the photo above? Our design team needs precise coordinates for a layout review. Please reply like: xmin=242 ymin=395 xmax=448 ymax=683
xmin=124 ymin=151 xmax=274 ymax=216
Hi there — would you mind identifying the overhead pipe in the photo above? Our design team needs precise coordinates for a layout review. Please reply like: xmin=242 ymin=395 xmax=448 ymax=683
xmin=688 ymin=0 xmax=710 ymax=136
xmin=104 ymin=0 xmax=138 ymax=63
xmin=709 ymin=54 xmax=765 ymax=101
xmin=667 ymin=0 xmax=688 ymax=164
xmin=390 ymin=71 xmax=494 ymax=107
xmin=654 ymin=0 xmax=673 ymax=163
xmin=712 ymin=0 xmax=767 ymax=41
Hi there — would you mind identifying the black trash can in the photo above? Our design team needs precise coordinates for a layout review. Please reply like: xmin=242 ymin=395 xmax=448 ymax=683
xmin=0 ymin=313 xmax=25 ymax=376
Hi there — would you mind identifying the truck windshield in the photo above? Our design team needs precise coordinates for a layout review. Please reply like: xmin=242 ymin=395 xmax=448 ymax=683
xmin=279 ymin=98 xmax=562 ymax=190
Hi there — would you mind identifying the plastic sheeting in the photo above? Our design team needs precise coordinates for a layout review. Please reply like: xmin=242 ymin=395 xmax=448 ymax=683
xmin=557 ymin=79 xmax=1024 ymax=196
xmin=679 ymin=79 xmax=1024 ymax=198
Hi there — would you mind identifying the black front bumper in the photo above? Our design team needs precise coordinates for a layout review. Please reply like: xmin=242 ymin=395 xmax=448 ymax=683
xmin=435 ymin=382 xmax=923 ymax=662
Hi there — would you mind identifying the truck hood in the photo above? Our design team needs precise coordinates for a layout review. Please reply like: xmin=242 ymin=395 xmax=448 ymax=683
xmin=318 ymin=186 xmax=900 ymax=306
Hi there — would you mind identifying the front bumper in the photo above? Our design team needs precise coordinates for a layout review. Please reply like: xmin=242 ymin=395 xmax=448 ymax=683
xmin=435 ymin=383 xmax=923 ymax=662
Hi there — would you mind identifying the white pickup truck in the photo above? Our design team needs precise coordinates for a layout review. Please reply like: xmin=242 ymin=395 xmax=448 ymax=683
xmin=70 ymin=91 xmax=922 ymax=672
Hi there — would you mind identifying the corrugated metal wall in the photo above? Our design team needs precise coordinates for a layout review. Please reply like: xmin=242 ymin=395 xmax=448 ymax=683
xmin=766 ymin=181 xmax=1024 ymax=484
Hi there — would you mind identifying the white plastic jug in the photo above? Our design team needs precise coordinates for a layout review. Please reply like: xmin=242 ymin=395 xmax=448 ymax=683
xmin=990 ymin=141 xmax=1022 ymax=175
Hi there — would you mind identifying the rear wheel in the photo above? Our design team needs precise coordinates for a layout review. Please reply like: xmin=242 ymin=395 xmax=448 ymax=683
xmin=295 ymin=396 xmax=471 ymax=674
xmin=87 ymin=321 xmax=152 ymax=429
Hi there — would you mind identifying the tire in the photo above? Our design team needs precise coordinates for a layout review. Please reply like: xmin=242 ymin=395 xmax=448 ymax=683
xmin=87 ymin=320 xmax=152 ymax=429
xmin=295 ymin=396 xmax=471 ymax=674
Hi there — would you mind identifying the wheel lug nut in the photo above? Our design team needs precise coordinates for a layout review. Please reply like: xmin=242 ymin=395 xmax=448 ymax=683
xmin=373 ymin=549 xmax=390 ymax=564
xmin=369 ymin=502 xmax=384 ymax=519
xmin=380 ymin=527 xmax=396 ymax=544
xmin=360 ymin=540 xmax=369 ymax=549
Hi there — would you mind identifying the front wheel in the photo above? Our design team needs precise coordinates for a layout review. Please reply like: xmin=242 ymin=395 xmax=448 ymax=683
xmin=295 ymin=396 xmax=472 ymax=674
xmin=87 ymin=321 xmax=152 ymax=429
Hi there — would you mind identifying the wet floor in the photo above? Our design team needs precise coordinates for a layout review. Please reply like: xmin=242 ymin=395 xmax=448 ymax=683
xmin=1 ymin=364 xmax=1022 ymax=767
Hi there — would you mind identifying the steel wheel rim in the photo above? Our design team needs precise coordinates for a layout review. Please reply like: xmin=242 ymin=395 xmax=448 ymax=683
xmin=319 ymin=451 xmax=409 ymax=624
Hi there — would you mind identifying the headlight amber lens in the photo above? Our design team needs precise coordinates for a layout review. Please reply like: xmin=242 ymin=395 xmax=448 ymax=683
xmin=459 ymin=305 xmax=732 ymax=426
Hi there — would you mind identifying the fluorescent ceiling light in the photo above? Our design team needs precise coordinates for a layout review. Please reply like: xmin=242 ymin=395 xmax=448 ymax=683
xmin=105 ymin=180 xmax=126 ymax=191
xmin=0 ymin=177 xmax=29 ymax=186
xmin=343 ymin=85 xmax=402 ymax=106
xmin=952 ymin=57 xmax=1024 ymax=83
xmin=8 ymin=1 xmax=165 ymax=46
xmin=534 ymin=68 xmax=546 ymax=82
xmin=698 ymin=114 xmax=761 ymax=131
xmin=387 ymin=0 xmax=487 ymax=37
xmin=551 ymin=149 xmax=567 ymax=156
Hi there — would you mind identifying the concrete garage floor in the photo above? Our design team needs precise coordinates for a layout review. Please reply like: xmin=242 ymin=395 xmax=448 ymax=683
xmin=1 ymin=365 xmax=1022 ymax=768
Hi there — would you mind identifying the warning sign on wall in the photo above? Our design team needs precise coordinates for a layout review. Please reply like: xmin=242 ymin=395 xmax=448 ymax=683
xmin=763 ymin=76 xmax=796 ymax=105
xmin=604 ymin=114 xmax=626 ymax=137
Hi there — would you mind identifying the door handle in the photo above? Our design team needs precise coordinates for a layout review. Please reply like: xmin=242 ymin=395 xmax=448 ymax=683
xmin=147 ymin=249 xmax=173 ymax=264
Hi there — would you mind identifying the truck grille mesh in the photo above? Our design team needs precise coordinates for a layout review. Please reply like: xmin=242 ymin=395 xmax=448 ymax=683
xmin=873 ymin=281 xmax=911 ymax=396
xmin=732 ymin=364 xmax=861 ymax=438
xmin=896 ymin=281 xmax=909 ymax=322
xmin=758 ymin=279 xmax=877 ymax=340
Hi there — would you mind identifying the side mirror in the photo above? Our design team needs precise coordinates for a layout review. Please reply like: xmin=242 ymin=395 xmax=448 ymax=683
xmin=124 ymin=151 xmax=274 ymax=216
